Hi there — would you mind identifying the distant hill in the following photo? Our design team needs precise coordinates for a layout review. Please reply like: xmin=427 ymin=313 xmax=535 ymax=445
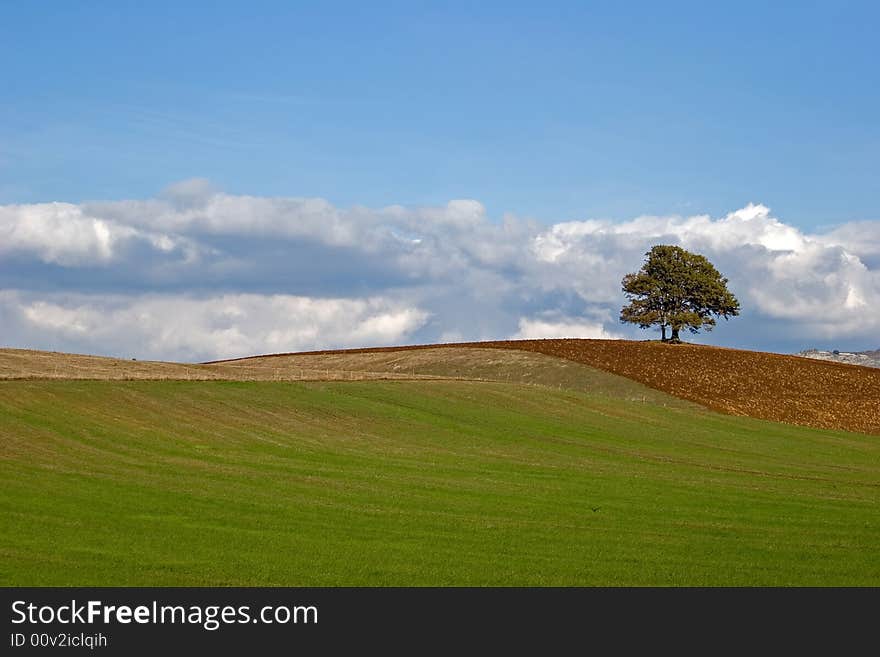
xmin=796 ymin=348 xmax=880 ymax=369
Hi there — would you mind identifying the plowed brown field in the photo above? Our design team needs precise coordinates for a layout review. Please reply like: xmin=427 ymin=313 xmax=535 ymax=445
xmin=223 ymin=339 xmax=880 ymax=436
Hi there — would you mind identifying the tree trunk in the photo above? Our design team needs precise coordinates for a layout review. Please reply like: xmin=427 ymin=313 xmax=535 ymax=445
xmin=671 ymin=326 xmax=680 ymax=342
xmin=660 ymin=325 xmax=667 ymax=341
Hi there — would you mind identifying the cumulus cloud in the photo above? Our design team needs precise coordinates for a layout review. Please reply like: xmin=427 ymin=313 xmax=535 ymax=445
xmin=1 ymin=291 xmax=428 ymax=361
xmin=0 ymin=201 xmax=203 ymax=266
xmin=0 ymin=181 xmax=878 ymax=359
xmin=821 ymin=220 xmax=880 ymax=264
xmin=0 ymin=202 xmax=128 ymax=265
xmin=512 ymin=317 xmax=623 ymax=340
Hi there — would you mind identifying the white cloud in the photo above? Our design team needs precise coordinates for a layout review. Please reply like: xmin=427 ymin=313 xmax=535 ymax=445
xmin=531 ymin=203 xmax=809 ymax=259
xmin=512 ymin=317 xmax=623 ymax=340
xmin=0 ymin=201 xmax=201 ymax=265
xmin=0 ymin=202 xmax=125 ymax=264
xmin=820 ymin=220 xmax=880 ymax=260
xmin=2 ymin=291 xmax=429 ymax=362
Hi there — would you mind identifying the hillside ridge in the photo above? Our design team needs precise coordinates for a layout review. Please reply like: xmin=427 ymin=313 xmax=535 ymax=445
xmin=796 ymin=348 xmax=880 ymax=369
xmin=3 ymin=339 xmax=879 ymax=435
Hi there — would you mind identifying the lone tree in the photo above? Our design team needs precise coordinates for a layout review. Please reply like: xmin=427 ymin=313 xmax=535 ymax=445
xmin=620 ymin=245 xmax=740 ymax=342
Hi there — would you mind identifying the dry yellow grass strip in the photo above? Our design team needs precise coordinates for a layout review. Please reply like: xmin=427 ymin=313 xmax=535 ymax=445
xmin=0 ymin=348 xmax=220 ymax=380
xmin=0 ymin=346 xmax=676 ymax=405
xmin=0 ymin=348 xmax=446 ymax=382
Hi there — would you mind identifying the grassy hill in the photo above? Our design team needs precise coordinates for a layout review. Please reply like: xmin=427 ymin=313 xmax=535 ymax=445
xmin=2 ymin=346 xmax=878 ymax=585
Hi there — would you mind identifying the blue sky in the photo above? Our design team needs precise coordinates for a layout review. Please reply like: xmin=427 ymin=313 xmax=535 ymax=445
xmin=1 ymin=2 xmax=878 ymax=359
xmin=3 ymin=1 xmax=878 ymax=228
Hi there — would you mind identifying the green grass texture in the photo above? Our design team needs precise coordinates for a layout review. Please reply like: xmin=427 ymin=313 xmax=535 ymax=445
xmin=1 ymin=379 xmax=878 ymax=585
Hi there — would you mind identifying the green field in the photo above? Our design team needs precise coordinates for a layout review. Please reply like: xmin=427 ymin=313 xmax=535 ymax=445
xmin=1 ymin=377 xmax=878 ymax=585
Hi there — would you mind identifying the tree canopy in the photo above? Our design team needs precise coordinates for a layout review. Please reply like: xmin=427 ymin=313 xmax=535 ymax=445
xmin=620 ymin=245 xmax=740 ymax=342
